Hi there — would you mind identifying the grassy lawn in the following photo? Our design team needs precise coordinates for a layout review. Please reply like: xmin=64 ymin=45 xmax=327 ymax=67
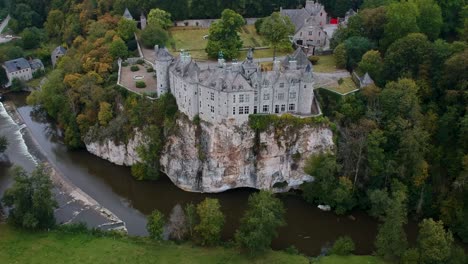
xmin=168 ymin=25 xmax=285 ymax=60
xmin=314 ymin=55 xmax=338 ymax=73
xmin=313 ymin=255 xmax=387 ymax=264
xmin=325 ymin=77 xmax=358 ymax=95
xmin=0 ymin=224 xmax=308 ymax=264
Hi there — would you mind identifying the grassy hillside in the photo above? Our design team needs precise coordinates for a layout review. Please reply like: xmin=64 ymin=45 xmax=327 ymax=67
xmin=0 ymin=224 xmax=309 ymax=264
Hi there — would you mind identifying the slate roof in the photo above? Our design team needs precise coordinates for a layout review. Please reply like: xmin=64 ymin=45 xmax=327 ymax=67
xmin=282 ymin=47 xmax=312 ymax=70
xmin=52 ymin=46 xmax=66 ymax=56
xmin=199 ymin=67 xmax=254 ymax=92
xmin=155 ymin=47 xmax=174 ymax=61
xmin=280 ymin=8 xmax=310 ymax=33
xmin=123 ymin=8 xmax=133 ymax=20
xmin=29 ymin=59 xmax=44 ymax=70
xmin=361 ymin=72 xmax=374 ymax=86
xmin=3 ymin=58 xmax=30 ymax=73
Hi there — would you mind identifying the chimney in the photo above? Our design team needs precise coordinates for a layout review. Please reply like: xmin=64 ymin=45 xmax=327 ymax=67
xmin=273 ymin=59 xmax=280 ymax=71
xmin=154 ymin=45 xmax=159 ymax=54
xmin=232 ymin=60 xmax=240 ymax=72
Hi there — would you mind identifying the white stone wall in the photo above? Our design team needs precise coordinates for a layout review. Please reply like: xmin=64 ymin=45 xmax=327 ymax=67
xmin=155 ymin=58 xmax=171 ymax=96
xmin=295 ymin=26 xmax=327 ymax=47
xmin=5 ymin=67 xmax=32 ymax=87
xmin=298 ymin=81 xmax=315 ymax=114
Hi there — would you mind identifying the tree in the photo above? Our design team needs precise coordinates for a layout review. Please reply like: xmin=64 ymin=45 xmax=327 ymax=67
xmin=0 ymin=67 xmax=8 ymax=88
xmin=382 ymin=1 xmax=419 ymax=49
xmin=414 ymin=0 xmax=443 ymax=40
xmin=330 ymin=236 xmax=355 ymax=255
xmin=360 ymin=6 xmax=387 ymax=45
xmin=140 ymin=24 xmax=169 ymax=49
xmin=147 ymin=8 xmax=172 ymax=29
xmin=147 ymin=210 xmax=165 ymax=241
xmin=206 ymin=9 xmax=245 ymax=60
xmin=1 ymin=165 xmax=57 ymax=230
xmin=98 ymin=102 xmax=113 ymax=126
xmin=21 ymin=27 xmax=45 ymax=50
xmin=417 ymin=218 xmax=453 ymax=264
xmin=235 ymin=191 xmax=285 ymax=255
xmin=109 ymin=38 xmax=128 ymax=59
xmin=185 ymin=202 xmax=197 ymax=239
xmin=358 ymin=50 xmax=383 ymax=85
xmin=195 ymin=198 xmax=224 ymax=246
xmin=259 ymin=12 xmax=295 ymax=59
xmin=167 ymin=204 xmax=187 ymax=240
xmin=375 ymin=186 xmax=408 ymax=261
xmin=44 ymin=9 xmax=65 ymax=40
xmin=0 ymin=135 xmax=7 ymax=153
xmin=334 ymin=43 xmax=347 ymax=69
xmin=117 ymin=18 xmax=137 ymax=41
xmin=367 ymin=189 xmax=391 ymax=220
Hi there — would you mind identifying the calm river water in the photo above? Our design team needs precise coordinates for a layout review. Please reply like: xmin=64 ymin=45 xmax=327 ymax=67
xmin=0 ymin=93 xmax=418 ymax=256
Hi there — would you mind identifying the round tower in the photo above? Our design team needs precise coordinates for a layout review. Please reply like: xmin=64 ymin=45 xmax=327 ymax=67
xmin=154 ymin=45 xmax=173 ymax=96
xmin=297 ymin=64 xmax=315 ymax=115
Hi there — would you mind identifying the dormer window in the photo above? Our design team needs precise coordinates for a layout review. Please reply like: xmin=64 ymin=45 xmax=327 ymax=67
xmin=279 ymin=83 xmax=284 ymax=88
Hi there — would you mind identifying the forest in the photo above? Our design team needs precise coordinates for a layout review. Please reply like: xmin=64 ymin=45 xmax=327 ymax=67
xmin=0 ymin=0 xmax=467 ymax=262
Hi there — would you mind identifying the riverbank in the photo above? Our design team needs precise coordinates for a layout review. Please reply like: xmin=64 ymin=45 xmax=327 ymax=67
xmin=0 ymin=223 xmax=311 ymax=264
xmin=0 ymin=100 xmax=126 ymax=232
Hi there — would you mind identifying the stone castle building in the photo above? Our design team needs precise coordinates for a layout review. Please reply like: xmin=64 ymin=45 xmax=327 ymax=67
xmin=154 ymin=46 xmax=320 ymax=125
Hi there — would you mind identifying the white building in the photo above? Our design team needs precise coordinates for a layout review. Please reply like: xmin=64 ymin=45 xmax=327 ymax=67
xmin=2 ymin=58 xmax=44 ymax=87
xmin=155 ymin=46 xmax=320 ymax=125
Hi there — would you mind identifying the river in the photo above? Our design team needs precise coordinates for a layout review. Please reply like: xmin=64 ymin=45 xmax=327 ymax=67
xmin=0 ymin=93 xmax=418 ymax=256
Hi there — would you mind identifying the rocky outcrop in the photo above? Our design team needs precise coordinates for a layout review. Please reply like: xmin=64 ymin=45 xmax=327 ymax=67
xmin=86 ymin=117 xmax=334 ymax=193
xmin=85 ymin=132 xmax=142 ymax=166
xmin=160 ymin=117 xmax=334 ymax=193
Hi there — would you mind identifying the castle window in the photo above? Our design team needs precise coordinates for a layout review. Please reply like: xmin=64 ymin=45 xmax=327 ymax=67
xmin=281 ymin=104 xmax=286 ymax=112
xmin=245 ymin=94 xmax=250 ymax=102
xmin=254 ymin=106 xmax=258 ymax=114
xmin=319 ymin=32 xmax=321 ymax=36
xmin=289 ymin=104 xmax=295 ymax=111
xmin=232 ymin=107 xmax=236 ymax=115
xmin=304 ymin=85 xmax=307 ymax=88
xmin=275 ymin=105 xmax=279 ymax=113
xmin=309 ymin=31 xmax=312 ymax=36
xmin=263 ymin=93 xmax=270 ymax=100
xmin=233 ymin=94 xmax=236 ymax=103
xmin=210 ymin=92 xmax=215 ymax=101
xmin=290 ymin=92 xmax=296 ymax=99
xmin=245 ymin=106 xmax=249 ymax=114
xmin=278 ymin=93 xmax=284 ymax=100
xmin=279 ymin=83 xmax=284 ymax=88
xmin=239 ymin=94 xmax=244 ymax=103
xmin=211 ymin=106 xmax=215 ymax=113
xmin=239 ymin=106 xmax=244 ymax=115
xmin=262 ymin=105 xmax=269 ymax=113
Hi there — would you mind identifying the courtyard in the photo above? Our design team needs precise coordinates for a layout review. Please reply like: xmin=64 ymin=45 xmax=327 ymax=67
xmin=119 ymin=62 xmax=157 ymax=97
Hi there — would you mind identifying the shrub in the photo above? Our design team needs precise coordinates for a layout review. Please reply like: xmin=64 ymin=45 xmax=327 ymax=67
xmin=122 ymin=62 xmax=129 ymax=67
xmin=284 ymin=245 xmax=300 ymax=255
xmin=136 ymin=59 xmax=145 ymax=65
xmin=135 ymin=81 xmax=146 ymax=88
xmin=254 ymin=18 xmax=264 ymax=33
xmin=147 ymin=210 xmax=165 ymax=241
xmin=308 ymin=56 xmax=320 ymax=65
xmin=130 ymin=65 xmax=139 ymax=72
xmin=338 ymin=78 xmax=344 ymax=85
xmin=330 ymin=236 xmax=355 ymax=255
xmin=195 ymin=198 xmax=225 ymax=246
xmin=146 ymin=67 xmax=154 ymax=72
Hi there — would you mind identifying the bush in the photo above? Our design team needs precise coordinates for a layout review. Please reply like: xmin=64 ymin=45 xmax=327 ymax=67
xmin=122 ymin=62 xmax=129 ymax=67
xmin=308 ymin=56 xmax=320 ymax=65
xmin=195 ymin=198 xmax=225 ymax=246
xmin=147 ymin=210 xmax=165 ymax=241
xmin=254 ymin=18 xmax=264 ymax=33
xmin=136 ymin=59 xmax=145 ymax=65
xmin=135 ymin=81 xmax=146 ymax=88
xmin=330 ymin=236 xmax=355 ymax=255
xmin=284 ymin=245 xmax=300 ymax=255
xmin=338 ymin=78 xmax=344 ymax=85
xmin=146 ymin=67 xmax=154 ymax=72
xmin=130 ymin=65 xmax=139 ymax=72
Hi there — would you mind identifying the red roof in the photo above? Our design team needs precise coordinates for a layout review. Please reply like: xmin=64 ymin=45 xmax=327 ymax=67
xmin=330 ymin=18 xmax=338 ymax=24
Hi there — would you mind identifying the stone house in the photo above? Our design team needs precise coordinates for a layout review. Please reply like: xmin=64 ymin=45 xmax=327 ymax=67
xmin=155 ymin=46 xmax=319 ymax=125
xmin=280 ymin=1 xmax=329 ymax=48
xmin=2 ymin=58 xmax=44 ymax=87
xmin=51 ymin=46 xmax=66 ymax=67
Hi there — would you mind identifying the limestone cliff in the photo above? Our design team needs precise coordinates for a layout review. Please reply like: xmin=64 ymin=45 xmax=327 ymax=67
xmin=85 ymin=117 xmax=334 ymax=193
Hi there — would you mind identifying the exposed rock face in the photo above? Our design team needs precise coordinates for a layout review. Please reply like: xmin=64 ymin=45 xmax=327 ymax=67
xmin=160 ymin=118 xmax=334 ymax=193
xmin=85 ymin=117 xmax=334 ymax=193
xmin=85 ymin=132 xmax=142 ymax=166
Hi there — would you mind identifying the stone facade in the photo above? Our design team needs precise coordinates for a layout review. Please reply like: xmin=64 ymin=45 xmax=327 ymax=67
xmin=280 ymin=1 xmax=329 ymax=48
xmin=2 ymin=58 xmax=44 ymax=87
xmin=155 ymin=46 xmax=320 ymax=125
xmin=51 ymin=46 xmax=66 ymax=67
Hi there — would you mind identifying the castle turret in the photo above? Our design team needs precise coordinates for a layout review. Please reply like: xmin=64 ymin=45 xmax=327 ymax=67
xmin=297 ymin=64 xmax=314 ymax=115
xmin=154 ymin=45 xmax=173 ymax=96
xmin=140 ymin=13 xmax=147 ymax=30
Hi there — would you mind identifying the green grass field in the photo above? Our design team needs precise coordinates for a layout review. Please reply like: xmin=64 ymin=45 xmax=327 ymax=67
xmin=0 ymin=224 xmax=309 ymax=264
xmin=313 ymin=55 xmax=338 ymax=73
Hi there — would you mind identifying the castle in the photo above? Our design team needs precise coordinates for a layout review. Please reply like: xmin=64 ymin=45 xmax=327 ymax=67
xmin=154 ymin=46 xmax=320 ymax=125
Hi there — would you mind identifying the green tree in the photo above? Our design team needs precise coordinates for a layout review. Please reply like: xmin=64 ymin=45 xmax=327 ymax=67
xmin=195 ymin=198 xmax=224 ymax=246
xmin=44 ymin=9 xmax=64 ymax=40
xmin=382 ymin=1 xmax=419 ymax=49
xmin=0 ymin=67 xmax=8 ymax=88
xmin=360 ymin=6 xmax=387 ymax=45
xmin=302 ymin=154 xmax=340 ymax=207
xmin=147 ymin=8 xmax=172 ymax=29
xmin=0 ymin=135 xmax=7 ymax=153
xmin=98 ymin=102 xmax=113 ymax=126
xmin=185 ymin=202 xmax=197 ymax=239
xmin=375 ymin=187 xmax=408 ymax=261
xmin=334 ymin=43 xmax=347 ymax=69
xmin=417 ymin=218 xmax=453 ymax=264
xmin=330 ymin=236 xmax=355 ymax=255
xmin=235 ymin=191 xmax=285 ymax=255
xmin=117 ymin=18 xmax=137 ymax=41
xmin=414 ymin=0 xmax=443 ymax=40
xmin=344 ymin=36 xmax=374 ymax=69
xmin=21 ymin=27 xmax=45 ymax=50
xmin=109 ymin=38 xmax=128 ymax=59
xmin=147 ymin=210 xmax=165 ymax=241
xmin=367 ymin=189 xmax=390 ymax=220
xmin=1 ymin=165 xmax=57 ymax=230
xmin=140 ymin=24 xmax=169 ymax=49
xmin=358 ymin=50 xmax=383 ymax=85
xmin=206 ymin=9 xmax=245 ymax=60
xmin=259 ymin=12 xmax=295 ymax=59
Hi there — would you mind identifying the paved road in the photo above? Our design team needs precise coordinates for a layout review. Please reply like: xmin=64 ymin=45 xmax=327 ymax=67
xmin=0 ymin=15 xmax=13 ymax=44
